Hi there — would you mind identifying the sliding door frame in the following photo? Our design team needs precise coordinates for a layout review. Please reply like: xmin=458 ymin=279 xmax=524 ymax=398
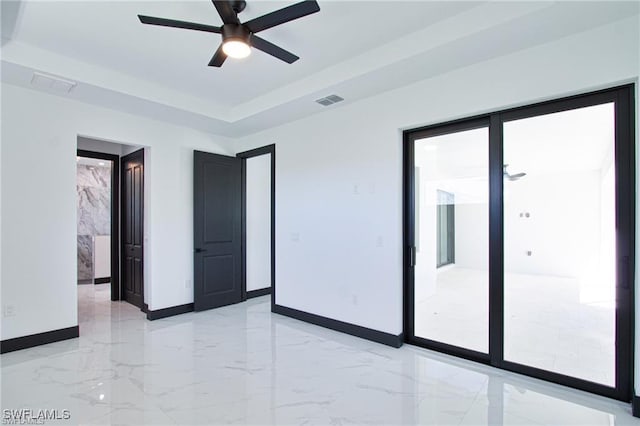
xmin=403 ymin=84 xmax=635 ymax=401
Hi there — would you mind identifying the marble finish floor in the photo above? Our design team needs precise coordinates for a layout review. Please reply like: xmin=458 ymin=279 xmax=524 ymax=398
xmin=1 ymin=284 xmax=637 ymax=425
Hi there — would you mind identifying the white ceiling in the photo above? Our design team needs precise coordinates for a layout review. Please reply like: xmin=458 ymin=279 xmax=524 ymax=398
xmin=9 ymin=1 xmax=478 ymax=107
xmin=2 ymin=1 xmax=638 ymax=137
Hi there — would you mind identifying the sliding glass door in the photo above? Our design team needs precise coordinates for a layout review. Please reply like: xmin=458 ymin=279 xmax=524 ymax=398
xmin=411 ymin=122 xmax=490 ymax=356
xmin=503 ymin=103 xmax=616 ymax=386
xmin=404 ymin=85 xmax=634 ymax=400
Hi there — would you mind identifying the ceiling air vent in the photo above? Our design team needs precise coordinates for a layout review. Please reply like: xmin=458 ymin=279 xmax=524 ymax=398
xmin=315 ymin=94 xmax=344 ymax=107
xmin=30 ymin=72 xmax=77 ymax=94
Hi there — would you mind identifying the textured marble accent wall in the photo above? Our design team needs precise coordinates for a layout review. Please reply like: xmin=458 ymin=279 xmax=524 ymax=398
xmin=77 ymin=163 xmax=111 ymax=282
xmin=77 ymin=235 xmax=93 ymax=280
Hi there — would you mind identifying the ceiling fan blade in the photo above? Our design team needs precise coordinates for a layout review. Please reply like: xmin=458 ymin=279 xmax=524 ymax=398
xmin=212 ymin=1 xmax=239 ymax=24
xmin=138 ymin=15 xmax=221 ymax=33
xmin=208 ymin=44 xmax=227 ymax=67
xmin=250 ymin=35 xmax=299 ymax=64
xmin=244 ymin=0 xmax=320 ymax=34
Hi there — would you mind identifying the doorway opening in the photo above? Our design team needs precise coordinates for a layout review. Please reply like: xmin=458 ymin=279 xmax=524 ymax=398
xmin=403 ymin=84 xmax=635 ymax=401
xmin=76 ymin=137 xmax=147 ymax=322
xmin=192 ymin=145 xmax=275 ymax=312
xmin=76 ymin=150 xmax=119 ymax=302
xmin=238 ymin=145 xmax=275 ymax=303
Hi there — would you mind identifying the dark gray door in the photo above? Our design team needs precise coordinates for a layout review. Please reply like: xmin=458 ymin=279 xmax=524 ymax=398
xmin=193 ymin=151 xmax=242 ymax=311
xmin=121 ymin=149 xmax=144 ymax=308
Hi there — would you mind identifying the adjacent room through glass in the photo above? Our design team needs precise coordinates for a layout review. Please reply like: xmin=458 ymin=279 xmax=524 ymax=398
xmin=502 ymin=102 xmax=616 ymax=386
xmin=413 ymin=126 xmax=489 ymax=354
xmin=405 ymin=85 xmax=634 ymax=401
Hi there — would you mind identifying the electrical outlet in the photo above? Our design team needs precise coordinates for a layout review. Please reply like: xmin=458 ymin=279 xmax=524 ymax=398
xmin=351 ymin=295 xmax=358 ymax=305
xmin=353 ymin=184 xmax=360 ymax=195
xmin=3 ymin=304 xmax=15 ymax=317
xmin=376 ymin=236 xmax=383 ymax=247
xmin=185 ymin=279 xmax=191 ymax=289
xmin=291 ymin=232 xmax=300 ymax=242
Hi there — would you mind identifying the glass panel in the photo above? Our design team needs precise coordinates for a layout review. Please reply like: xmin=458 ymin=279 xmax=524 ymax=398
xmin=503 ymin=103 xmax=615 ymax=386
xmin=414 ymin=127 xmax=489 ymax=353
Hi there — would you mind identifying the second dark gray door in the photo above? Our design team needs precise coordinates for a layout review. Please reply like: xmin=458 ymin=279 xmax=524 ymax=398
xmin=193 ymin=151 xmax=242 ymax=311
xmin=122 ymin=149 xmax=144 ymax=308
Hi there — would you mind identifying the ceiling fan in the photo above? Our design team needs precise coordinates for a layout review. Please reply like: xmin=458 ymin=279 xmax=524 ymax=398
xmin=138 ymin=0 xmax=320 ymax=67
xmin=503 ymin=164 xmax=526 ymax=181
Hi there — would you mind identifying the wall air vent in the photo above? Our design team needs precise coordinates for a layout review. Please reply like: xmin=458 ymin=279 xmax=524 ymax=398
xmin=315 ymin=94 xmax=344 ymax=107
xmin=30 ymin=72 xmax=77 ymax=94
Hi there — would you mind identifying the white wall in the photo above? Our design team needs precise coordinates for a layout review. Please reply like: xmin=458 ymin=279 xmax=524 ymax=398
xmin=246 ymin=154 xmax=272 ymax=292
xmin=94 ymin=235 xmax=110 ymax=279
xmin=455 ymin=203 xmax=489 ymax=270
xmin=451 ymin=170 xmax=605 ymax=283
xmin=504 ymin=170 xmax=601 ymax=278
xmin=232 ymin=17 xmax=639 ymax=339
xmin=1 ymin=83 xmax=232 ymax=340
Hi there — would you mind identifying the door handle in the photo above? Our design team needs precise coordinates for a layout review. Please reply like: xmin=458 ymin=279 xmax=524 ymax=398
xmin=195 ymin=248 xmax=207 ymax=253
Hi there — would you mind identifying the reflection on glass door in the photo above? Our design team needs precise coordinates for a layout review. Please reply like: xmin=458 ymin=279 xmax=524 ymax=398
xmin=503 ymin=103 xmax=616 ymax=386
xmin=413 ymin=126 xmax=489 ymax=353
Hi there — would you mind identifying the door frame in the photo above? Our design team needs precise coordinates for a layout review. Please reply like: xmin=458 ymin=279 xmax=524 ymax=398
xmin=121 ymin=149 xmax=145 ymax=310
xmin=76 ymin=149 xmax=120 ymax=301
xmin=236 ymin=144 xmax=276 ymax=308
xmin=403 ymin=84 xmax=635 ymax=401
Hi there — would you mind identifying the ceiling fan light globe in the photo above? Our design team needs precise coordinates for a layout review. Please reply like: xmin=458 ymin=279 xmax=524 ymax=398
xmin=223 ymin=40 xmax=251 ymax=59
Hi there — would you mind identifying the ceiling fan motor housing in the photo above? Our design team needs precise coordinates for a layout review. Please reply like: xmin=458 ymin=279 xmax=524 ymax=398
xmin=222 ymin=24 xmax=251 ymax=45
xmin=231 ymin=1 xmax=247 ymax=14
